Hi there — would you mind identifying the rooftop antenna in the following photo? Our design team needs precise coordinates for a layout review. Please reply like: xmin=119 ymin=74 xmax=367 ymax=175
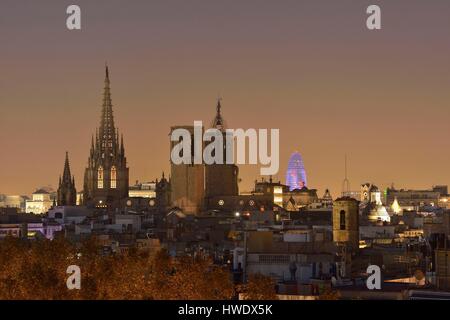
xmin=342 ymin=154 xmax=350 ymax=196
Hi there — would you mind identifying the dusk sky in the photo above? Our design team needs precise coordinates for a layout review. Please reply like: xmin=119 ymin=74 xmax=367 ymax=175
xmin=1 ymin=0 xmax=449 ymax=197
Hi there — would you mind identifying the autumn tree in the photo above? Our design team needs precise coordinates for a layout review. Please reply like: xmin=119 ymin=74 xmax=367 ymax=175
xmin=241 ymin=273 xmax=278 ymax=300
xmin=0 ymin=238 xmax=236 ymax=300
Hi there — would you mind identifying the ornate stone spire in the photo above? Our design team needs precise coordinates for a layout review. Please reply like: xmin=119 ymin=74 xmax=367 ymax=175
xmin=99 ymin=65 xmax=118 ymax=156
xmin=57 ymin=152 xmax=77 ymax=206
xmin=120 ymin=133 xmax=125 ymax=155
xmin=62 ymin=151 xmax=72 ymax=183
xmin=211 ymin=98 xmax=225 ymax=131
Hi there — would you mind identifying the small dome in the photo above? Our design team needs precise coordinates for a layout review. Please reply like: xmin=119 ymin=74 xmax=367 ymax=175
xmin=33 ymin=189 xmax=50 ymax=194
xmin=368 ymin=204 xmax=390 ymax=223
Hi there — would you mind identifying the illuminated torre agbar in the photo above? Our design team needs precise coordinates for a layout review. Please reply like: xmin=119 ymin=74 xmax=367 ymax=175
xmin=285 ymin=152 xmax=307 ymax=191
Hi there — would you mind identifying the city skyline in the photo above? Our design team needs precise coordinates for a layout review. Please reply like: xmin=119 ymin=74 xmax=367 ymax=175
xmin=1 ymin=0 xmax=450 ymax=196
xmin=2 ymin=0 xmax=450 ymax=305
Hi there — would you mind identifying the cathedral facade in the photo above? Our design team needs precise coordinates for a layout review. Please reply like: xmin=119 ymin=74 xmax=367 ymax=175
xmin=83 ymin=66 xmax=129 ymax=208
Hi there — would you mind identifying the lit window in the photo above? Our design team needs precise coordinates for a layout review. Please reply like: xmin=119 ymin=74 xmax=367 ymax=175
xmin=98 ymin=166 xmax=104 ymax=189
xmin=111 ymin=166 xmax=117 ymax=189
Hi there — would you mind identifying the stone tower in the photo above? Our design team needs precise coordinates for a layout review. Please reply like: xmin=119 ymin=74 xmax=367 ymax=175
xmin=204 ymin=99 xmax=239 ymax=201
xmin=169 ymin=125 xmax=205 ymax=214
xmin=156 ymin=172 xmax=171 ymax=212
xmin=332 ymin=197 xmax=359 ymax=250
xmin=57 ymin=152 xmax=77 ymax=206
xmin=83 ymin=66 xmax=129 ymax=208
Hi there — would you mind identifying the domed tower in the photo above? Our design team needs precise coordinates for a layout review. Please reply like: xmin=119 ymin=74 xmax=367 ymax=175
xmin=83 ymin=66 xmax=129 ymax=208
xmin=333 ymin=197 xmax=359 ymax=250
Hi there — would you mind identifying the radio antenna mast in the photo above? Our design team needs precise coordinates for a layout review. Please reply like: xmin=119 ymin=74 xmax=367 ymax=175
xmin=342 ymin=154 xmax=350 ymax=196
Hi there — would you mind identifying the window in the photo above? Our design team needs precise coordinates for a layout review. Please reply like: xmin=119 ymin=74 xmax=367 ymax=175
xmin=340 ymin=210 xmax=346 ymax=230
xmin=258 ymin=255 xmax=290 ymax=264
xmin=110 ymin=166 xmax=117 ymax=189
xmin=97 ymin=166 xmax=104 ymax=189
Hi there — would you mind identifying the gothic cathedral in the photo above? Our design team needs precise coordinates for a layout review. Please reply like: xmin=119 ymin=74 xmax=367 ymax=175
xmin=83 ymin=66 xmax=129 ymax=208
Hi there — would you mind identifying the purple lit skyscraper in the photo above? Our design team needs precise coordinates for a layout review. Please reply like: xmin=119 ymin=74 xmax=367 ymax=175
xmin=286 ymin=152 xmax=307 ymax=191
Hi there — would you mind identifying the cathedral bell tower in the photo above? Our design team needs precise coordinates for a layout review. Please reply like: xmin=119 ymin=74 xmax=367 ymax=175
xmin=83 ymin=66 xmax=129 ymax=208
xmin=204 ymin=99 xmax=239 ymax=202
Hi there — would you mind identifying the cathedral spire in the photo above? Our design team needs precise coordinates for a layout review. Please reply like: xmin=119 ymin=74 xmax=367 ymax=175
xmin=90 ymin=134 xmax=95 ymax=154
xmin=116 ymin=128 xmax=119 ymax=154
xmin=62 ymin=151 xmax=72 ymax=183
xmin=212 ymin=98 xmax=225 ymax=130
xmin=57 ymin=151 xmax=77 ymax=206
xmin=104 ymin=65 xmax=111 ymax=104
xmin=120 ymin=134 xmax=125 ymax=154
xmin=99 ymin=65 xmax=117 ymax=156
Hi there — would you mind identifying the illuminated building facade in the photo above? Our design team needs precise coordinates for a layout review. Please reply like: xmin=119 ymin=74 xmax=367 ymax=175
xmin=252 ymin=177 xmax=289 ymax=208
xmin=391 ymin=197 xmax=402 ymax=214
xmin=128 ymin=181 xmax=156 ymax=198
xmin=385 ymin=185 xmax=445 ymax=209
xmin=0 ymin=195 xmax=28 ymax=212
xmin=25 ymin=189 xmax=53 ymax=214
xmin=285 ymin=152 xmax=307 ymax=191
xmin=366 ymin=185 xmax=391 ymax=223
